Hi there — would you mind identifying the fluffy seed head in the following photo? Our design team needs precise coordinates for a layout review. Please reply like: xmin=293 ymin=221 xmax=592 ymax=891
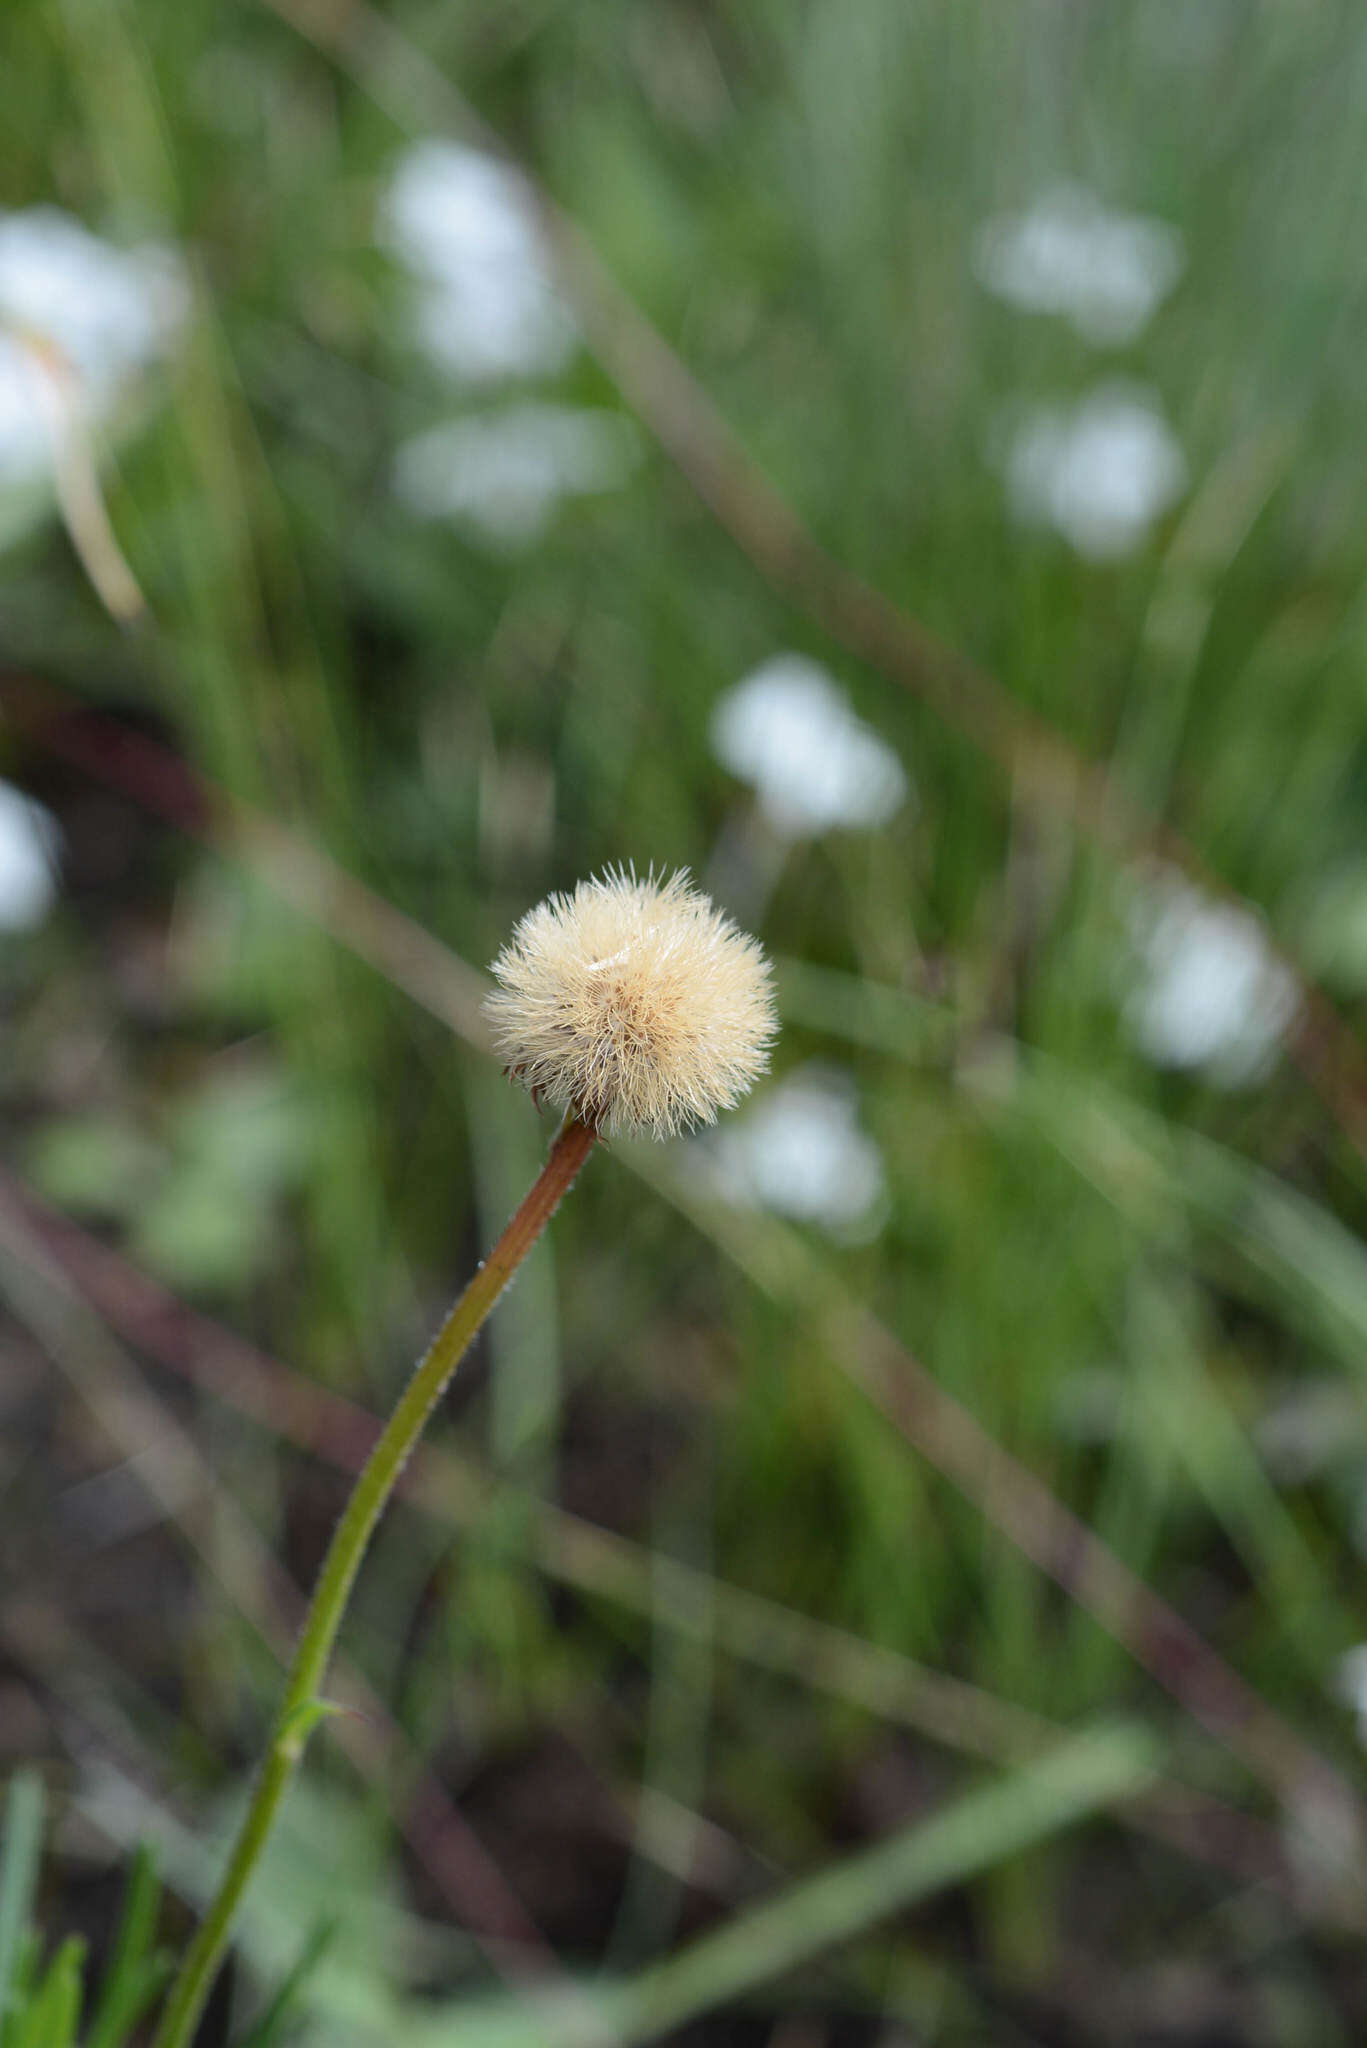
xmin=485 ymin=868 xmax=776 ymax=1139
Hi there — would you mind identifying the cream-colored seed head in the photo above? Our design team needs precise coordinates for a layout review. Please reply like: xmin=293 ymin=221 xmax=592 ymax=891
xmin=485 ymin=868 xmax=776 ymax=1139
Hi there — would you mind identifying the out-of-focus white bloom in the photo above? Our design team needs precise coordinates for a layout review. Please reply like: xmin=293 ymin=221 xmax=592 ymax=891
xmin=711 ymin=656 xmax=909 ymax=838
xmin=0 ymin=208 xmax=186 ymax=488
xmin=0 ymin=336 xmax=50 ymax=483
xmin=1003 ymin=384 xmax=1186 ymax=559
xmin=699 ymin=1065 xmax=887 ymax=1236
xmin=1257 ymin=1381 xmax=1362 ymax=1486
xmin=973 ymin=185 xmax=1183 ymax=346
xmin=383 ymin=140 xmax=574 ymax=381
xmin=0 ymin=209 xmax=186 ymax=388
xmin=1125 ymin=870 xmax=1299 ymax=1085
xmin=0 ymin=780 xmax=60 ymax=930
xmin=1333 ymin=1646 xmax=1367 ymax=1749
xmin=393 ymin=404 xmax=639 ymax=548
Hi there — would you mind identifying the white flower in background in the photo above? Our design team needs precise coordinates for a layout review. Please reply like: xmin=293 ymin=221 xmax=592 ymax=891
xmin=0 ymin=207 xmax=186 ymax=487
xmin=698 ymin=1065 xmax=887 ymax=1237
xmin=1003 ymin=384 xmax=1186 ymax=559
xmin=973 ymin=185 xmax=1184 ymax=346
xmin=1333 ymin=1646 xmax=1367 ymax=1750
xmin=1125 ymin=870 xmax=1299 ymax=1085
xmin=393 ymin=404 xmax=639 ymax=548
xmin=711 ymin=656 xmax=909 ymax=837
xmin=383 ymin=140 xmax=574 ymax=382
xmin=0 ymin=209 xmax=186 ymax=387
xmin=0 ymin=780 xmax=60 ymax=930
xmin=0 ymin=336 xmax=50 ymax=482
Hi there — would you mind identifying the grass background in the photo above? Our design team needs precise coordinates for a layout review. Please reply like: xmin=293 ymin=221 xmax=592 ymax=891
xmin=4 ymin=1 xmax=1367 ymax=2041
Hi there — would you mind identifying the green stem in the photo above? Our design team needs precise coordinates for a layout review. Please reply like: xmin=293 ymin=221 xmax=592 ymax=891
xmin=151 ymin=1115 xmax=598 ymax=2048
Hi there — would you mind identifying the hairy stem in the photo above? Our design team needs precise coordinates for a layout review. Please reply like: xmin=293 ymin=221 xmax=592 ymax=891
xmin=151 ymin=1115 xmax=598 ymax=2048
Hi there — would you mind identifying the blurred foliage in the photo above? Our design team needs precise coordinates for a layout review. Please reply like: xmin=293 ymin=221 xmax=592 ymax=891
xmin=4 ymin=1 xmax=1367 ymax=2043
xmin=0 ymin=1774 xmax=171 ymax=2048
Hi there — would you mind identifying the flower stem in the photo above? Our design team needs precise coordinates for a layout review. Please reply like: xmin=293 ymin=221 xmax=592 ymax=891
xmin=151 ymin=1114 xmax=598 ymax=2048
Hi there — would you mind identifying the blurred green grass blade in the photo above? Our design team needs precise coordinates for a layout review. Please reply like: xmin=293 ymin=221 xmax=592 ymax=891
xmin=3 ymin=1933 xmax=41 ymax=2042
xmin=0 ymin=1772 xmax=44 ymax=2033
xmin=10 ymin=1934 xmax=84 ymax=2048
xmin=464 ymin=1072 xmax=563 ymax=1482
xmin=802 ymin=966 xmax=1367 ymax=1389
xmin=603 ymin=1722 xmax=1158 ymax=2045
xmin=1130 ymin=1275 xmax=1334 ymax=1631
xmin=992 ymin=1051 xmax=1367 ymax=1372
xmin=233 ymin=1917 xmax=336 ymax=2048
xmin=784 ymin=952 xmax=1367 ymax=1378
xmin=774 ymin=957 xmax=954 ymax=1058
xmin=84 ymin=1845 xmax=168 ymax=2048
